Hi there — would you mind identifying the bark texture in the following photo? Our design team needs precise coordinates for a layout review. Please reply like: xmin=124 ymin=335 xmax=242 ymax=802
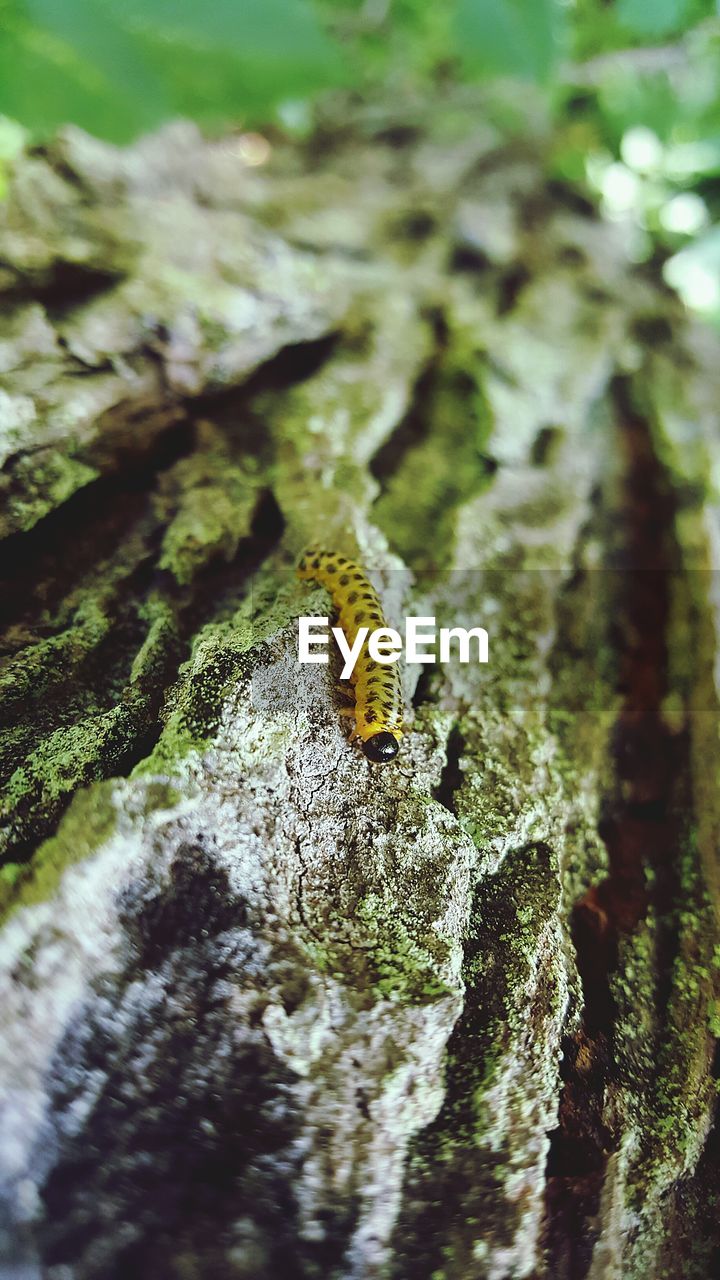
xmin=0 ymin=95 xmax=719 ymax=1280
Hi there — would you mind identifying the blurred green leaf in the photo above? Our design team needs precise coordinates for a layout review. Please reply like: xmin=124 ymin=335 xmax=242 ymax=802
xmin=0 ymin=0 xmax=347 ymax=141
xmin=570 ymin=0 xmax=715 ymax=60
xmin=596 ymin=72 xmax=682 ymax=146
xmin=126 ymin=0 xmax=347 ymax=124
xmin=616 ymin=0 xmax=693 ymax=39
xmin=0 ymin=1 xmax=170 ymax=141
xmin=456 ymin=0 xmax=564 ymax=83
xmin=124 ymin=0 xmax=345 ymax=104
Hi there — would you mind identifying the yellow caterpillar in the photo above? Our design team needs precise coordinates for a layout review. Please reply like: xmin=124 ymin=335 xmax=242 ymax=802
xmin=297 ymin=548 xmax=404 ymax=762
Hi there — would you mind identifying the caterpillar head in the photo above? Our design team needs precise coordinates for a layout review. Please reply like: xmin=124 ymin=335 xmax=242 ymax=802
xmin=362 ymin=731 xmax=400 ymax=763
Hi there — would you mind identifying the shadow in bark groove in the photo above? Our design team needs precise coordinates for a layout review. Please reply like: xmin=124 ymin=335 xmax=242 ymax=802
xmin=369 ymin=310 xmax=447 ymax=488
xmin=0 ymin=417 xmax=193 ymax=628
xmin=0 ymin=486 xmax=284 ymax=870
xmin=390 ymin=842 xmax=560 ymax=1279
xmin=435 ymin=724 xmax=465 ymax=817
xmin=541 ymin=377 xmax=692 ymax=1280
xmin=0 ymin=256 xmax=127 ymax=314
xmin=371 ymin=331 xmax=494 ymax=572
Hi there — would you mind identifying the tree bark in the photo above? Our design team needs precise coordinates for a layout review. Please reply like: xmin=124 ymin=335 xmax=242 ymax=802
xmin=0 ymin=96 xmax=719 ymax=1280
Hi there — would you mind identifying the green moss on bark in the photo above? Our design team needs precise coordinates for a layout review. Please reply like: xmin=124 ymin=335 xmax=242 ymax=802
xmin=0 ymin=779 xmax=118 ymax=924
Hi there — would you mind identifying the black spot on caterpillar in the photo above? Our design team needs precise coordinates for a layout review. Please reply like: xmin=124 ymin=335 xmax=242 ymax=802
xmin=298 ymin=546 xmax=404 ymax=763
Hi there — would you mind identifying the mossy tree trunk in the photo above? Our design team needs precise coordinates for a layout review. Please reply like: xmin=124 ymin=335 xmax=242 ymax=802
xmin=1 ymin=97 xmax=719 ymax=1280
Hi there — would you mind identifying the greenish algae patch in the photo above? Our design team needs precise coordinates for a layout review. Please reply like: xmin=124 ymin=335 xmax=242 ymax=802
xmin=440 ymin=842 xmax=561 ymax=1137
xmin=135 ymin=624 xmax=247 ymax=774
xmin=388 ymin=842 xmax=564 ymax=1278
xmin=156 ymin=427 xmax=263 ymax=587
xmin=373 ymin=341 xmax=493 ymax=572
xmin=0 ymin=780 xmax=118 ymax=926
xmin=462 ymin=843 xmax=564 ymax=1103
xmin=0 ymin=447 xmax=99 ymax=538
xmin=632 ymin=833 xmax=718 ymax=1194
xmin=0 ymin=602 xmax=112 ymax=713
xmin=0 ymin=582 xmax=184 ymax=864
xmin=0 ymin=697 xmax=149 ymax=861
xmin=136 ymin=571 xmax=303 ymax=775
xmin=306 ymin=888 xmax=453 ymax=1007
xmin=547 ymin=560 xmax=619 ymax=797
xmin=129 ymin=594 xmax=181 ymax=689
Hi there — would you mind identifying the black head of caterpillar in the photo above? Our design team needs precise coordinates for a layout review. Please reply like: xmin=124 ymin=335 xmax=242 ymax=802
xmin=297 ymin=546 xmax=404 ymax=764
xmin=362 ymin=731 xmax=400 ymax=763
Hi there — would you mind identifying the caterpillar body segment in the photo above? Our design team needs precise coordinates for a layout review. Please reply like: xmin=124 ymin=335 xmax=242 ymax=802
xmin=297 ymin=548 xmax=404 ymax=762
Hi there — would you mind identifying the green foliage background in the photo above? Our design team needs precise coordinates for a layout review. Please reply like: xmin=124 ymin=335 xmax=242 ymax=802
xmin=0 ymin=0 xmax=719 ymax=320
xmin=0 ymin=1 xmax=716 ymax=140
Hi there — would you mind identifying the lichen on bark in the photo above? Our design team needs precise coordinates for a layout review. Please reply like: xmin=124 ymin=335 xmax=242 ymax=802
xmin=0 ymin=96 xmax=719 ymax=1280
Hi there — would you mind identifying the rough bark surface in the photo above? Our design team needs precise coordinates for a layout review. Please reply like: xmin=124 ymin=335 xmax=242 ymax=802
xmin=0 ymin=96 xmax=719 ymax=1280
